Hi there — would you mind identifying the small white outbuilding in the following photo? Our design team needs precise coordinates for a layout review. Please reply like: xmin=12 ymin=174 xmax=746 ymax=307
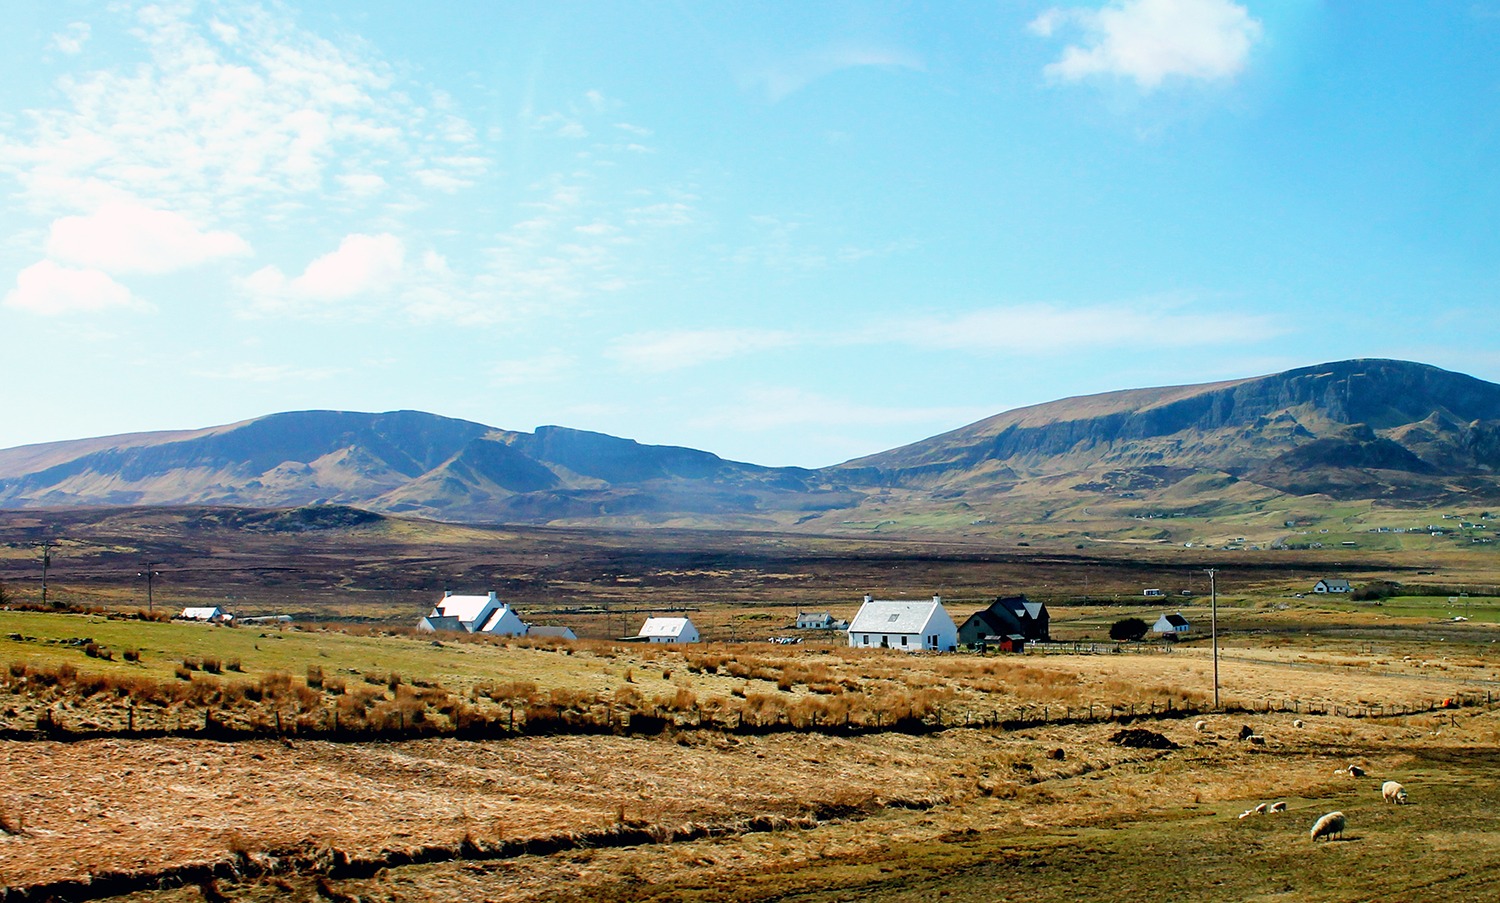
xmin=846 ymin=595 xmax=958 ymax=652
xmin=418 ymin=591 xmax=528 ymax=636
xmin=637 ymin=616 xmax=700 ymax=643
xmin=179 ymin=606 xmax=228 ymax=623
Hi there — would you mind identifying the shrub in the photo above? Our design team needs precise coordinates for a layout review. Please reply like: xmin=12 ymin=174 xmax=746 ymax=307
xmin=201 ymin=658 xmax=222 ymax=674
xmin=175 ymin=664 xmax=193 ymax=681
xmin=306 ymin=665 xmax=324 ymax=689
xmin=1109 ymin=618 xmax=1150 ymax=642
xmin=122 ymin=649 xmax=141 ymax=663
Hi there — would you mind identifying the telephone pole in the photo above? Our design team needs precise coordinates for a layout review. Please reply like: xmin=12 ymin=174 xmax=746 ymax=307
xmin=139 ymin=563 xmax=162 ymax=614
xmin=1206 ymin=568 xmax=1220 ymax=709
xmin=40 ymin=540 xmax=55 ymax=606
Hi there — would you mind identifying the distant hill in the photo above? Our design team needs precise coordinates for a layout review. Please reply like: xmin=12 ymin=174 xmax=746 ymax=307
xmin=0 ymin=411 xmax=858 ymax=524
xmin=5 ymin=359 xmax=1500 ymax=529
xmin=837 ymin=359 xmax=1500 ymax=505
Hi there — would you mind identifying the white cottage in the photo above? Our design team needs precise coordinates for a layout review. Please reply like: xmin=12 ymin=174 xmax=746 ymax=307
xmin=1153 ymin=612 xmax=1191 ymax=635
xmin=418 ymin=591 xmax=528 ymax=636
xmin=637 ymin=616 xmax=699 ymax=643
xmin=846 ymin=595 xmax=958 ymax=652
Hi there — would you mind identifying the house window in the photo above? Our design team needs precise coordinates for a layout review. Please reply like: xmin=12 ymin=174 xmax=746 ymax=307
xmin=900 ymin=635 xmax=908 ymax=646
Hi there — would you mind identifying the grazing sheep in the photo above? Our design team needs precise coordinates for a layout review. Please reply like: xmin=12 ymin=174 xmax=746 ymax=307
xmin=1195 ymin=719 xmax=1208 ymax=732
xmin=1269 ymin=801 xmax=1287 ymax=813
xmin=1382 ymin=781 xmax=1408 ymax=804
xmin=1293 ymin=719 xmax=1305 ymax=728
xmin=1346 ymin=764 xmax=1366 ymax=777
xmin=1310 ymin=810 xmax=1346 ymax=842
xmin=1253 ymin=803 xmax=1267 ymax=814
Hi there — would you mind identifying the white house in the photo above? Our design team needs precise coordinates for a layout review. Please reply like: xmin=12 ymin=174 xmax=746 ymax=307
xmin=846 ymin=595 xmax=958 ymax=652
xmin=637 ymin=616 xmax=700 ymax=643
xmin=795 ymin=611 xmax=845 ymax=630
xmin=418 ymin=591 xmax=528 ymax=636
xmin=1153 ymin=613 xmax=1191 ymax=635
xmin=179 ymin=606 xmax=228 ymax=623
xmin=1313 ymin=578 xmax=1352 ymax=594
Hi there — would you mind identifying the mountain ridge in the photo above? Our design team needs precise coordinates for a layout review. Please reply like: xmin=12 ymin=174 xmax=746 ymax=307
xmin=5 ymin=359 xmax=1500 ymax=527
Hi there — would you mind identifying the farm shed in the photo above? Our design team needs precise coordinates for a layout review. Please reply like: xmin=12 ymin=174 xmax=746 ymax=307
xmin=1152 ymin=613 xmax=1191 ymax=635
xmin=847 ymin=595 xmax=958 ymax=652
xmin=1314 ymin=578 xmax=1352 ymax=593
xmin=637 ymin=616 xmax=700 ymax=643
xmin=179 ymin=606 xmax=228 ymax=622
xmin=957 ymin=595 xmax=1050 ymax=648
xmin=418 ymin=591 xmax=528 ymax=636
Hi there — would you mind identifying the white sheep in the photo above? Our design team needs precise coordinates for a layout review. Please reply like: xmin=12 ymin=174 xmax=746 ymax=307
xmin=1195 ymin=719 xmax=1208 ymax=732
xmin=1310 ymin=810 xmax=1346 ymax=842
xmin=1382 ymin=781 xmax=1408 ymax=804
xmin=1253 ymin=802 xmax=1267 ymax=814
xmin=1269 ymin=801 xmax=1287 ymax=813
xmin=1293 ymin=719 xmax=1305 ymax=728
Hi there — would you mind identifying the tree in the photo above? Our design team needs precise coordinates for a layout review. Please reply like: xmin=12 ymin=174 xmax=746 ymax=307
xmin=1109 ymin=617 xmax=1149 ymax=642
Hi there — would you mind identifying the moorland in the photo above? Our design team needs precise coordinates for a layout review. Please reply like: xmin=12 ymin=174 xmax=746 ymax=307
xmin=3 ymin=504 xmax=1500 ymax=902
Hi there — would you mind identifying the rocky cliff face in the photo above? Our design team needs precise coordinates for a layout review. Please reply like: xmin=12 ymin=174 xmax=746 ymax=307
xmin=841 ymin=359 xmax=1500 ymax=501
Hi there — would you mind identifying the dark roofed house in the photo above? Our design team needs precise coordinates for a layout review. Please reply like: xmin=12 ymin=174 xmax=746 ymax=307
xmin=1153 ymin=613 xmax=1191 ymax=635
xmin=957 ymin=595 xmax=1050 ymax=650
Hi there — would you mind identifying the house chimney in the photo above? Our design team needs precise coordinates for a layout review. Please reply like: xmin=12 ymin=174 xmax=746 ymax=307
xmin=863 ymin=594 xmax=872 ymax=604
xmin=444 ymin=590 xmax=452 ymax=597
xmin=933 ymin=594 xmax=942 ymax=604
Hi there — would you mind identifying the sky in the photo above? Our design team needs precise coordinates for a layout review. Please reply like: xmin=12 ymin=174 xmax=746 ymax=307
xmin=2 ymin=1 xmax=1499 ymax=468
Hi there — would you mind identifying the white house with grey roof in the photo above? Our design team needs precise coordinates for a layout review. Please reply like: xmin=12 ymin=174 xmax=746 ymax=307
xmin=418 ymin=591 xmax=528 ymax=636
xmin=846 ymin=595 xmax=958 ymax=652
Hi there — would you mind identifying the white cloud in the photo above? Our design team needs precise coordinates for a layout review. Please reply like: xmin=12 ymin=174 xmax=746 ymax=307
xmin=862 ymin=302 xmax=1280 ymax=352
xmin=46 ymin=202 xmax=251 ymax=275
xmin=0 ymin=3 xmax=487 ymax=221
xmin=51 ymin=22 xmax=91 ymax=55
xmin=1030 ymin=0 xmax=1263 ymax=90
xmin=609 ymin=328 xmax=800 ymax=372
xmin=244 ymin=232 xmax=404 ymax=311
xmin=2 ymin=260 xmax=142 ymax=315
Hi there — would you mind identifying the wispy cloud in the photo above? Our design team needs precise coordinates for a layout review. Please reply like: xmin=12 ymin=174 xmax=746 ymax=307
xmin=1030 ymin=0 xmax=1263 ymax=90
xmin=699 ymin=387 xmax=992 ymax=433
xmin=609 ymin=328 xmax=801 ymax=373
xmin=741 ymin=44 xmax=924 ymax=103
xmin=860 ymin=302 xmax=1281 ymax=352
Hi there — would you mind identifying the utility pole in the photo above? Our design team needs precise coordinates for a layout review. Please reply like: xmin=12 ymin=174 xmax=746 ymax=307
xmin=139 ymin=563 xmax=161 ymax=614
xmin=40 ymin=539 xmax=55 ymax=606
xmin=1207 ymin=568 xmax=1219 ymax=709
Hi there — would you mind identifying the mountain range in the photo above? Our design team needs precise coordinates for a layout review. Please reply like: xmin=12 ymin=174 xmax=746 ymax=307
xmin=5 ymin=359 xmax=1500 ymax=531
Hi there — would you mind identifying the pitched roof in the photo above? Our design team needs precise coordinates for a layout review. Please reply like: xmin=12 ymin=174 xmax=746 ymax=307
xmin=639 ymin=617 xmax=693 ymax=638
xmin=848 ymin=600 xmax=945 ymax=634
xmin=427 ymin=593 xmax=497 ymax=625
xmin=528 ymin=625 xmax=577 ymax=640
xmin=1157 ymin=613 xmax=1190 ymax=627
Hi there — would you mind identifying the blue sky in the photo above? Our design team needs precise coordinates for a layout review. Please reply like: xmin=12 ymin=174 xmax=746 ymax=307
xmin=3 ymin=1 xmax=1498 ymax=468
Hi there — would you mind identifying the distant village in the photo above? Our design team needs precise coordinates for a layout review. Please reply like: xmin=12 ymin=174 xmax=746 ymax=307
xmin=172 ymin=576 xmax=1363 ymax=653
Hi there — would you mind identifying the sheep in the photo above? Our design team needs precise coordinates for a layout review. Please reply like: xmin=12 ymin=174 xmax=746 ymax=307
xmin=1293 ymin=719 xmax=1305 ymax=728
xmin=1269 ymin=801 xmax=1287 ymax=813
xmin=1382 ymin=781 xmax=1408 ymax=804
xmin=1310 ymin=810 xmax=1346 ymax=842
xmin=1249 ymin=735 xmax=1267 ymax=746
xmin=1253 ymin=802 xmax=1267 ymax=814
xmin=1195 ymin=719 xmax=1208 ymax=732
xmin=1346 ymin=764 xmax=1366 ymax=778
xmin=1238 ymin=809 xmax=1255 ymax=819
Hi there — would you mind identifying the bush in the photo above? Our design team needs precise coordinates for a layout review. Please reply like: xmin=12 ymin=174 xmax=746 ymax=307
xmin=1109 ymin=618 xmax=1150 ymax=642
